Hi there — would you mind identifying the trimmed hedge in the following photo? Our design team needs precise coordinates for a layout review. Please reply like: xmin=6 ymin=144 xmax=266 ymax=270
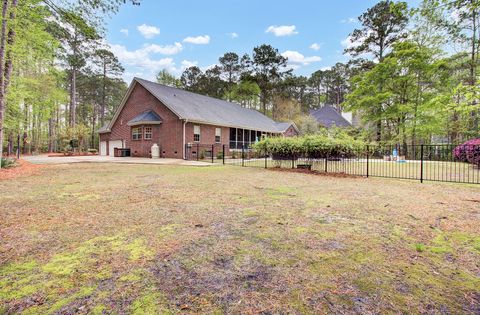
xmin=453 ymin=139 xmax=480 ymax=166
xmin=253 ymin=135 xmax=365 ymax=159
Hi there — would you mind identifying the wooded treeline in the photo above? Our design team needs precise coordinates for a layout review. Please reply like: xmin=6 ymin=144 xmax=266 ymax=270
xmin=1 ymin=0 xmax=479 ymax=162
xmin=0 ymin=0 xmax=136 ymax=159
xmin=162 ymin=0 xmax=480 ymax=146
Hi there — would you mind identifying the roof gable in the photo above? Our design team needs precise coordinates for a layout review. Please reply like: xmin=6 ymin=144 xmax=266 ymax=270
xmin=274 ymin=122 xmax=298 ymax=133
xmin=310 ymin=105 xmax=352 ymax=128
xmin=127 ymin=110 xmax=162 ymax=126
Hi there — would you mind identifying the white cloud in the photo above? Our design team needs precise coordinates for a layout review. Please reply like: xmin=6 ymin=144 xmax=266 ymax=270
xmin=341 ymin=36 xmax=353 ymax=49
xmin=310 ymin=43 xmax=321 ymax=51
xmin=137 ymin=24 xmax=160 ymax=39
xmin=108 ymin=43 xmax=181 ymax=82
xmin=109 ymin=41 xmax=204 ymax=81
xmin=142 ymin=42 xmax=183 ymax=55
xmin=201 ymin=64 xmax=218 ymax=72
xmin=227 ymin=32 xmax=239 ymax=39
xmin=265 ymin=25 xmax=298 ymax=37
xmin=341 ymin=32 xmax=376 ymax=59
xmin=183 ymin=35 xmax=210 ymax=44
xmin=341 ymin=17 xmax=357 ymax=24
xmin=109 ymin=43 xmax=175 ymax=68
xmin=181 ymin=60 xmax=198 ymax=69
xmin=120 ymin=28 xmax=129 ymax=36
xmin=281 ymin=50 xmax=321 ymax=65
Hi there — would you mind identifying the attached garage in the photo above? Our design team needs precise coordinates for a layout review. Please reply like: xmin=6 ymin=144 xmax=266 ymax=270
xmin=108 ymin=140 xmax=123 ymax=157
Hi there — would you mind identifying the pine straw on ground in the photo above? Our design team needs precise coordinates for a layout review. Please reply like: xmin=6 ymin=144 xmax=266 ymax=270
xmin=0 ymin=163 xmax=479 ymax=314
xmin=269 ymin=166 xmax=360 ymax=178
xmin=0 ymin=159 xmax=44 ymax=181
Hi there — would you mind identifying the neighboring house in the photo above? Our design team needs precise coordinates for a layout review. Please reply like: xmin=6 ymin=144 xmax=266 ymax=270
xmin=310 ymin=104 xmax=352 ymax=128
xmin=99 ymin=78 xmax=298 ymax=158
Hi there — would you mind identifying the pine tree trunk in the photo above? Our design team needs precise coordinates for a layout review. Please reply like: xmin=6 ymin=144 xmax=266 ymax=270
xmin=48 ymin=117 xmax=53 ymax=152
xmin=7 ymin=131 xmax=11 ymax=155
xmin=4 ymin=0 xmax=16 ymax=95
xmin=91 ymin=103 xmax=96 ymax=148
xmin=470 ymin=6 xmax=478 ymax=132
xmin=70 ymin=67 xmax=77 ymax=126
xmin=54 ymin=103 xmax=60 ymax=152
xmin=101 ymin=62 xmax=106 ymax=126
xmin=0 ymin=0 xmax=9 ymax=166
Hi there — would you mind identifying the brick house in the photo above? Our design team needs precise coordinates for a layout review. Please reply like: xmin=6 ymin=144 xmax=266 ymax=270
xmin=99 ymin=78 xmax=298 ymax=158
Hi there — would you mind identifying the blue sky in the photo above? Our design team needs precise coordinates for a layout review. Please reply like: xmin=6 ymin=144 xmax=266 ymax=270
xmin=105 ymin=0 xmax=419 ymax=83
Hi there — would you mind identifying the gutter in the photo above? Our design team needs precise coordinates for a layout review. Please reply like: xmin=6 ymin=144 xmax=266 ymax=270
xmin=182 ymin=119 xmax=188 ymax=159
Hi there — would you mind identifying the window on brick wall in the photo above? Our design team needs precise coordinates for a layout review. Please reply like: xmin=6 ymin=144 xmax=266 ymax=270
xmin=132 ymin=127 xmax=142 ymax=140
xmin=193 ymin=125 xmax=200 ymax=142
xmin=215 ymin=128 xmax=221 ymax=143
xmin=144 ymin=126 xmax=152 ymax=139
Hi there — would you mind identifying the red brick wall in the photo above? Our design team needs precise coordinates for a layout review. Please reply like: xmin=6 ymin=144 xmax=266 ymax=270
xmin=283 ymin=125 xmax=299 ymax=137
xmin=184 ymin=123 xmax=230 ymax=145
xmin=100 ymin=83 xmax=184 ymax=158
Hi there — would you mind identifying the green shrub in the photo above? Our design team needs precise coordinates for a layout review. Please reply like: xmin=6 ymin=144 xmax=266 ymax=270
xmin=199 ymin=150 xmax=205 ymax=160
xmin=216 ymin=151 xmax=224 ymax=160
xmin=88 ymin=148 xmax=98 ymax=154
xmin=253 ymin=134 xmax=364 ymax=159
xmin=1 ymin=157 xmax=16 ymax=169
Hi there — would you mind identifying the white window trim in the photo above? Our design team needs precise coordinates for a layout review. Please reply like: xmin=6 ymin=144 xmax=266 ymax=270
xmin=144 ymin=126 xmax=152 ymax=140
xmin=193 ymin=125 xmax=200 ymax=142
xmin=132 ymin=127 xmax=142 ymax=140
xmin=215 ymin=128 xmax=221 ymax=143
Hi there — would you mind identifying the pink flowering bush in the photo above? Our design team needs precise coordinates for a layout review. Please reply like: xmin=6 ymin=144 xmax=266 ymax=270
xmin=453 ymin=139 xmax=480 ymax=166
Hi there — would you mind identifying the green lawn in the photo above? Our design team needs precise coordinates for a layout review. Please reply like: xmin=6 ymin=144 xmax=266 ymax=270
xmin=1 ymin=163 xmax=479 ymax=314
xmin=222 ymin=157 xmax=480 ymax=183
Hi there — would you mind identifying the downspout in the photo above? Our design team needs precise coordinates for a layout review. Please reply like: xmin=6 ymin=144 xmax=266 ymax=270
xmin=182 ymin=119 xmax=188 ymax=159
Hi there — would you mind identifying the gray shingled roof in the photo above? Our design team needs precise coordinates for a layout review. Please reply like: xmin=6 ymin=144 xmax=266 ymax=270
xmin=310 ymin=105 xmax=352 ymax=128
xmin=274 ymin=122 xmax=294 ymax=132
xmin=135 ymin=78 xmax=285 ymax=133
xmin=127 ymin=110 xmax=162 ymax=126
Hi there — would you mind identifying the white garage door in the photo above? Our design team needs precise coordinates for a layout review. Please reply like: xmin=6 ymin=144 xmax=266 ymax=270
xmin=99 ymin=141 xmax=107 ymax=156
xmin=108 ymin=140 xmax=123 ymax=157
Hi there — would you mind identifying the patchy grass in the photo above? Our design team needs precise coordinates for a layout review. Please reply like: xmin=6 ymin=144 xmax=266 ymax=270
xmin=0 ymin=163 xmax=479 ymax=314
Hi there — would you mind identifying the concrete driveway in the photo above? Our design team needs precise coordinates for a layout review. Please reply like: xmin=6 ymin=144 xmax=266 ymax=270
xmin=22 ymin=155 xmax=214 ymax=166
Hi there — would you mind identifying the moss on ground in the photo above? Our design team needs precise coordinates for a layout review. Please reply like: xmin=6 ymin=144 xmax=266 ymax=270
xmin=1 ymin=163 xmax=479 ymax=313
xmin=130 ymin=292 xmax=171 ymax=315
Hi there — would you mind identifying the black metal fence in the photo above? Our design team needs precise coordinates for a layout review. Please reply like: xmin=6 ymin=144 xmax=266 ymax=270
xmin=185 ymin=143 xmax=480 ymax=184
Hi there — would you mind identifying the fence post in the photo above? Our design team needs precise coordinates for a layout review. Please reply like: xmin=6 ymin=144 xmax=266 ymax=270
xmin=211 ymin=144 xmax=214 ymax=163
xmin=324 ymin=155 xmax=328 ymax=173
xmin=420 ymin=144 xmax=424 ymax=183
xmin=292 ymin=156 xmax=294 ymax=169
xmin=242 ymin=145 xmax=245 ymax=167
xmin=222 ymin=144 xmax=225 ymax=165
xmin=366 ymin=145 xmax=369 ymax=178
xmin=196 ymin=143 xmax=199 ymax=161
xmin=265 ymin=152 xmax=267 ymax=169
